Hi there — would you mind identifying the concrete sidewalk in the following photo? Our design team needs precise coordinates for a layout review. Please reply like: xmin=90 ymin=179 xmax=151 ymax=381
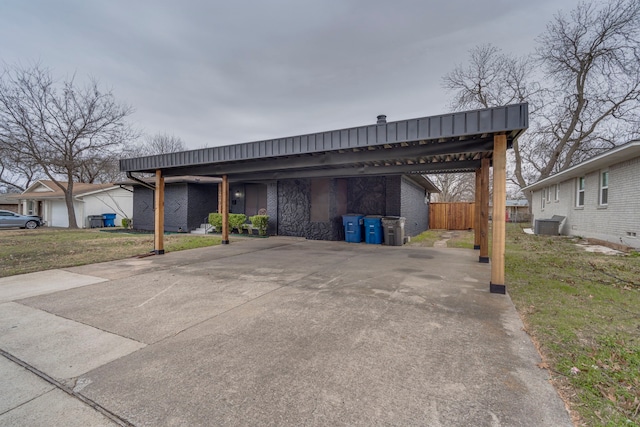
xmin=0 ymin=237 xmax=572 ymax=426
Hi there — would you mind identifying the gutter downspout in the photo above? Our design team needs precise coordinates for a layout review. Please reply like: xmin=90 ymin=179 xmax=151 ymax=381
xmin=126 ymin=172 xmax=155 ymax=190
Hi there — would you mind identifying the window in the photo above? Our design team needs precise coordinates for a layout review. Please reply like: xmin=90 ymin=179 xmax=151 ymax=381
xmin=599 ymin=170 xmax=609 ymax=206
xmin=554 ymin=184 xmax=560 ymax=202
xmin=546 ymin=186 xmax=551 ymax=202
xmin=541 ymin=188 xmax=546 ymax=210
xmin=576 ymin=177 xmax=585 ymax=207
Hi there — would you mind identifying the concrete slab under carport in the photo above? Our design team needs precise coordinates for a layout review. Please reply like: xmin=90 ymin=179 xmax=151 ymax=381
xmin=5 ymin=237 xmax=571 ymax=426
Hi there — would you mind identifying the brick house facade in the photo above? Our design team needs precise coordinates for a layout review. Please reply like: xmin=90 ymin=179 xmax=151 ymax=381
xmin=131 ymin=175 xmax=436 ymax=240
xmin=523 ymin=140 xmax=640 ymax=249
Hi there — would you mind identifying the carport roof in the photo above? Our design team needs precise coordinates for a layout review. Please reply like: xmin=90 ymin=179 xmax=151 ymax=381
xmin=120 ymin=103 xmax=528 ymax=181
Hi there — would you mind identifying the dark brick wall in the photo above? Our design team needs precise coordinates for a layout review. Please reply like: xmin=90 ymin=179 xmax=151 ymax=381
xmin=132 ymin=187 xmax=154 ymax=231
xmin=347 ymin=177 xmax=386 ymax=215
xmin=161 ymin=183 xmax=188 ymax=232
xmin=276 ymin=178 xmax=343 ymax=240
xmin=229 ymin=183 xmax=245 ymax=215
xmin=385 ymin=176 xmax=402 ymax=216
xmin=132 ymin=176 xmax=429 ymax=238
xmin=132 ymin=183 xmax=217 ymax=232
xmin=277 ymin=179 xmax=310 ymax=237
xmin=400 ymin=177 xmax=429 ymax=237
xmin=266 ymin=182 xmax=278 ymax=235
xmin=308 ymin=179 xmax=343 ymax=241
xmin=187 ymin=184 xmax=218 ymax=230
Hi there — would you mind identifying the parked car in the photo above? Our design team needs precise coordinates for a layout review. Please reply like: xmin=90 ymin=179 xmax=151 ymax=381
xmin=0 ymin=210 xmax=45 ymax=229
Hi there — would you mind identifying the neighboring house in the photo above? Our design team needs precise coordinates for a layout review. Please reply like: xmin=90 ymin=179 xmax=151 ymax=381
xmin=12 ymin=180 xmax=133 ymax=228
xmin=523 ymin=140 xmax=640 ymax=249
xmin=0 ymin=195 xmax=19 ymax=213
xmin=506 ymin=199 xmax=529 ymax=223
xmin=127 ymin=175 xmax=438 ymax=240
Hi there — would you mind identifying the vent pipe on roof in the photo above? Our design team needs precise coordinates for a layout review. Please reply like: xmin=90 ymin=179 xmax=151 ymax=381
xmin=376 ymin=114 xmax=387 ymax=124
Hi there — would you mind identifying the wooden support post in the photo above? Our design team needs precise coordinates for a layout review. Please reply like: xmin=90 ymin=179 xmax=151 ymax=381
xmin=490 ymin=135 xmax=507 ymax=294
xmin=221 ymin=175 xmax=229 ymax=244
xmin=480 ymin=158 xmax=490 ymax=263
xmin=474 ymin=168 xmax=481 ymax=250
xmin=218 ymin=182 xmax=222 ymax=214
xmin=154 ymin=169 xmax=165 ymax=255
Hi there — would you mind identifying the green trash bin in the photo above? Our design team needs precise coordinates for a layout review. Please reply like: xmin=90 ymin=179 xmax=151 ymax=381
xmin=381 ymin=216 xmax=406 ymax=246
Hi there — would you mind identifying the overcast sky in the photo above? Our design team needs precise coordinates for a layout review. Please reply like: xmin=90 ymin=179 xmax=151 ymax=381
xmin=1 ymin=0 xmax=580 ymax=150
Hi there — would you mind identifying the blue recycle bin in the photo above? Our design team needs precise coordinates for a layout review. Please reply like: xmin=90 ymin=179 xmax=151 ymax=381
xmin=363 ymin=215 xmax=383 ymax=244
xmin=342 ymin=214 xmax=364 ymax=243
xmin=102 ymin=213 xmax=117 ymax=227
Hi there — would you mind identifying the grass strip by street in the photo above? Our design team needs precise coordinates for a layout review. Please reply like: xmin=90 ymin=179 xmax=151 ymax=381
xmin=0 ymin=228 xmax=221 ymax=278
xmin=505 ymin=224 xmax=640 ymax=427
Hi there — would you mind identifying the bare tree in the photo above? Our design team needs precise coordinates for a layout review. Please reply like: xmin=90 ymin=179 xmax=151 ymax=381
xmin=532 ymin=0 xmax=640 ymax=178
xmin=442 ymin=44 xmax=542 ymax=112
xmin=0 ymin=64 xmax=135 ymax=228
xmin=429 ymin=173 xmax=475 ymax=202
xmin=72 ymin=152 xmax=125 ymax=184
xmin=133 ymin=132 xmax=186 ymax=156
xmin=0 ymin=145 xmax=42 ymax=192
xmin=442 ymin=0 xmax=640 ymax=191
xmin=442 ymin=44 xmax=544 ymax=190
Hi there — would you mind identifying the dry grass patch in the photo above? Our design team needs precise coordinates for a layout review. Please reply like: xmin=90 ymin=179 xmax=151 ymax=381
xmin=0 ymin=228 xmax=221 ymax=277
xmin=410 ymin=229 xmax=475 ymax=249
xmin=506 ymin=225 xmax=640 ymax=426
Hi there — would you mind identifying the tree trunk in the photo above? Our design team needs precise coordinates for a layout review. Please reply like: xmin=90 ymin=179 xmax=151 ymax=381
xmin=64 ymin=182 xmax=79 ymax=229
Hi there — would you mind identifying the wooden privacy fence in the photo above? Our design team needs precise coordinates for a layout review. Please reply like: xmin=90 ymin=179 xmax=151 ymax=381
xmin=429 ymin=202 xmax=475 ymax=230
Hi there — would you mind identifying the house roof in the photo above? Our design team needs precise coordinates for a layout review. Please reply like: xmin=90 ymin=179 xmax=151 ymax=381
xmin=506 ymin=199 xmax=528 ymax=207
xmin=0 ymin=195 xmax=20 ymax=205
xmin=404 ymin=175 xmax=440 ymax=193
xmin=522 ymin=140 xmax=640 ymax=192
xmin=11 ymin=180 xmax=120 ymax=200
xmin=120 ymin=104 xmax=529 ymax=182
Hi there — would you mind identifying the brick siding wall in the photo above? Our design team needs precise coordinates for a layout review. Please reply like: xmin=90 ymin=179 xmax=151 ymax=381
xmin=400 ymin=177 xmax=429 ymax=237
xmin=531 ymin=156 xmax=640 ymax=249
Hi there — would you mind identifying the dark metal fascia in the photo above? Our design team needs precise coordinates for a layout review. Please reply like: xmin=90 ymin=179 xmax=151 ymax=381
xmin=120 ymin=103 xmax=528 ymax=173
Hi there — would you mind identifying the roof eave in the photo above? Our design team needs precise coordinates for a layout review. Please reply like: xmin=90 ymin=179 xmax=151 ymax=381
xmin=522 ymin=140 xmax=640 ymax=192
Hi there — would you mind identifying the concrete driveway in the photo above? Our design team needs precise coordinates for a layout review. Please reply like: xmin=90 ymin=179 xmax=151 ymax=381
xmin=0 ymin=237 xmax=572 ymax=426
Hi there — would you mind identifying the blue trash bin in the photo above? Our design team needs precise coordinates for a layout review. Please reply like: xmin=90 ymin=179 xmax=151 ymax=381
xmin=363 ymin=215 xmax=383 ymax=244
xmin=342 ymin=214 xmax=364 ymax=243
xmin=102 ymin=213 xmax=117 ymax=227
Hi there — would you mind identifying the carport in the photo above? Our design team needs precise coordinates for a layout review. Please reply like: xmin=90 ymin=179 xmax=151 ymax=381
xmin=120 ymin=103 xmax=528 ymax=294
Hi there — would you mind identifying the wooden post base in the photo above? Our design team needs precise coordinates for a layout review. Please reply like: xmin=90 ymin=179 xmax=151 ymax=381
xmin=490 ymin=283 xmax=506 ymax=294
